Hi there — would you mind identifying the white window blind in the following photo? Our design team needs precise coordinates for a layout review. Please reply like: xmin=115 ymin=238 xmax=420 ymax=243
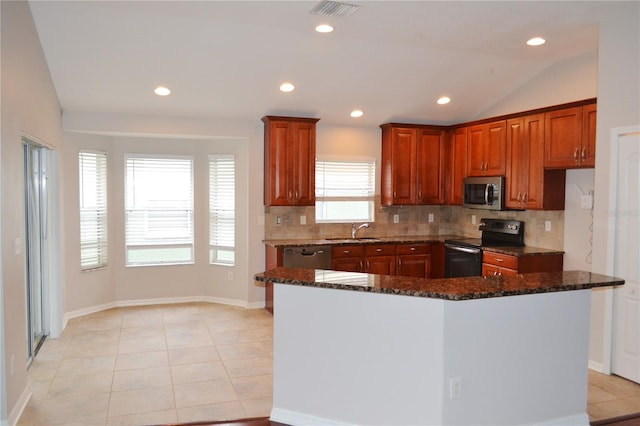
xmin=315 ymin=159 xmax=376 ymax=223
xmin=79 ymin=150 xmax=108 ymax=270
xmin=125 ymin=155 xmax=194 ymax=266
xmin=209 ymin=155 xmax=235 ymax=265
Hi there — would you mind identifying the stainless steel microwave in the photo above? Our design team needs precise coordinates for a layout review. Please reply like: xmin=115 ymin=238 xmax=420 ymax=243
xmin=463 ymin=176 xmax=505 ymax=210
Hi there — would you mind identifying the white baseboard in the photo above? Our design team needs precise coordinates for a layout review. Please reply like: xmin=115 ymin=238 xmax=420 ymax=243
xmin=270 ymin=408 xmax=351 ymax=426
xmin=533 ymin=413 xmax=589 ymax=425
xmin=62 ymin=296 xmax=264 ymax=330
xmin=8 ymin=389 xmax=31 ymax=426
xmin=588 ymin=360 xmax=605 ymax=373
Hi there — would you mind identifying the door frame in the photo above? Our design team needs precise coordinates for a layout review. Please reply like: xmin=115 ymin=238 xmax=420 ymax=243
xmin=603 ymin=125 xmax=640 ymax=377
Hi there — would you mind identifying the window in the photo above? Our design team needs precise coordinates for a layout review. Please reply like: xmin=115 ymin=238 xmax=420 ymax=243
xmin=315 ymin=158 xmax=376 ymax=223
xmin=79 ymin=150 xmax=108 ymax=270
xmin=125 ymin=155 xmax=194 ymax=266
xmin=209 ymin=155 xmax=235 ymax=265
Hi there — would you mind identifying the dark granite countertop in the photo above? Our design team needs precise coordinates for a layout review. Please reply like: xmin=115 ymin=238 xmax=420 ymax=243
xmin=255 ymin=267 xmax=623 ymax=301
xmin=263 ymin=235 xmax=564 ymax=257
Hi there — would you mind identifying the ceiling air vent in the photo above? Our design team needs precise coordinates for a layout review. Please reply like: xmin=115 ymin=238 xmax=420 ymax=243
xmin=309 ymin=1 xmax=360 ymax=17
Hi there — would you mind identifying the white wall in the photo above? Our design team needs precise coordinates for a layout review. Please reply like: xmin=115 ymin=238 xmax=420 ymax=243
xmin=590 ymin=2 xmax=640 ymax=370
xmin=0 ymin=1 xmax=64 ymax=422
xmin=62 ymin=112 xmax=265 ymax=310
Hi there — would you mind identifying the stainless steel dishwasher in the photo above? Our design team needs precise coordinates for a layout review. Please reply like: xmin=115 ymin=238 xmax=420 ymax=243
xmin=283 ymin=245 xmax=332 ymax=269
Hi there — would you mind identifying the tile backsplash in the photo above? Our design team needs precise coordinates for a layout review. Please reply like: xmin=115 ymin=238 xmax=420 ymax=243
xmin=264 ymin=198 xmax=564 ymax=250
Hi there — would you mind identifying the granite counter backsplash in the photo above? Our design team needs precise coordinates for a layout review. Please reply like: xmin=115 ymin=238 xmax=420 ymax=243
xmin=255 ymin=268 xmax=623 ymax=301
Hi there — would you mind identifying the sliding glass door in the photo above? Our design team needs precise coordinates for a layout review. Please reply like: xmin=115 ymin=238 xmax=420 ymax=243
xmin=24 ymin=139 xmax=49 ymax=361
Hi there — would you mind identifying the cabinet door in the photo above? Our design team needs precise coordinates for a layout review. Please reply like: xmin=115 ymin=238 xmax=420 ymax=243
xmin=581 ymin=103 xmax=597 ymax=167
xmin=506 ymin=115 xmax=545 ymax=209
xmin=416 ymin=128 xmax=445 ymax=204
xmin=331 ymin=257 xmax=363 ymax=272
xmin=544 ymin=107 xmax=583 ymax=168
xmin=266 ymin=121 xmax=293 ymax=205
xmin=291 ymin=122 xmax=316 ymax=205
xmin=505 ymin=118 xmax=527 ymax=208
xmin=448 ymin=127 xmax=467 ymax=205
xmin=388 ymin=127 xmax=417 ymax=205
xmin=365 ymin=255 xmax=396 ymax=275
xmin=466 ymin=124 xmax=486 ymax=176
xmin=484 ymin=121 xmax=506 ymax=175
xmin=396 ymin=254 xmax=431 ymax=278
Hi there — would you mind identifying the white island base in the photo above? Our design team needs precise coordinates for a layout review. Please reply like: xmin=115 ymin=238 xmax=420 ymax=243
xmin=271 ymin=284 xmax=592 ymax=426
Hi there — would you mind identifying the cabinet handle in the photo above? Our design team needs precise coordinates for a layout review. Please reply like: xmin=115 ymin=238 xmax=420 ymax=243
xmin=410 ymin=247 xmax=416 ymax=251
xmin=493 ymin=271 xmax=498 ymax=276
xmin=517 ymin=192 xmax=522 ymax=203
xmin=495 ymin=258 xmax=504 ymax=263
xmin=360 ymin=260 xmax=364 ymax=271
xmin=288 ymin=190 xmax=292 ymax=200
xmin=376 ymin=248 xmax=383 ymax=252
xmin=581 ymin=147 xmax=587 ymax=161
xmin=398 ymin=258 xmax=402 ymax=267
xmin=573 ymin=148 xmax=579 ymax=162
xmin=295 ymin=190 xmax=299 ymax=200
xmin=417 ymin=184 xmax=422 ymax=201
xmin=523 ymin=192 xmax=528 ymax=204
xmin=343 ymin=250 xmax=351 ymax=255
xmin=393 ymin=191 xmax=397 ymax=200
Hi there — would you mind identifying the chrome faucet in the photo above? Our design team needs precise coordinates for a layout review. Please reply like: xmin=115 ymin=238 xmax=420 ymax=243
xmin=351 ymin=222 xmax=370 ymax=239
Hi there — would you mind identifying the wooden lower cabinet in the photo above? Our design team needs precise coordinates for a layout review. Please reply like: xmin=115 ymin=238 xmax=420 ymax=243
xmin=482 ymin=251 xmax=563 ymax=277
xmin=396 ymin=243 xmax=431 ymax=278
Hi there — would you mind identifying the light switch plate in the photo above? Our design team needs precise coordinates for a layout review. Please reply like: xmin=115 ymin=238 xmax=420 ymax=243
xmin=300 ymin=215 xmax=306 ymax=225
xmin=428 ymin=213 xmax=434 ymax=223
xmin=393 ymin=214 xmax=399 ymax=224
xmin=545 ymin=220 xmax=552 ymax=232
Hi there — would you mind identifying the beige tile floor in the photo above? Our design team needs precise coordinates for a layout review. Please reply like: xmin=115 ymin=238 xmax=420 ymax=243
xmin=18 ymin=303 xmax=273 ymax=426
xmin=588 ymin=369 xmax=640 ymax=421
xmin=17 ymin=302 xmax=640 ymax=425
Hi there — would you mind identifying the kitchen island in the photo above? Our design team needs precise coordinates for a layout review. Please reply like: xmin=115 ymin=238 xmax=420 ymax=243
xmin=255 ymin=268 xmax=623 ymax=426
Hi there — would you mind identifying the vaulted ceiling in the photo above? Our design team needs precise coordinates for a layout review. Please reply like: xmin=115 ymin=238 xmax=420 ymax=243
xmin=29 ymin=1 xmax=607 ymax=127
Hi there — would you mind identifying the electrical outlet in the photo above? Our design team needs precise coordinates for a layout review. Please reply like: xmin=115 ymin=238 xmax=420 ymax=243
xmin=472 ymin=215 xmax=477 ymax=225
xmin=581 ymin=193 xmax=594 ymax=209
xmin=545 ymin=220 xmax=552 ymax=232
xmin=449 ymin=377 xmax=462 ymax=399
xmin=393 ymin=214 xmax=399 ymax=224
xmin=300 ymin=215 xmax=306 ymax=225
xmin=276 ymin=216 xmax=282 ymax=225
xmin=428 ymin=213 xmax=434 ymax=223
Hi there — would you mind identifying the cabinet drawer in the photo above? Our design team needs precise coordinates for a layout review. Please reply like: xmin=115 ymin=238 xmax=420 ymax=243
xmin=396 ymin=243 xmax=430 ymax=255
xmin=332 ymin=245 xmax=365 ymax=258
xmin=483 ymin=251 xmax=518 ymax=269
xmin=364 ymin=244 xmax=396 ymax=256
xmin=482 ymin=263 xmax=518 ymax=277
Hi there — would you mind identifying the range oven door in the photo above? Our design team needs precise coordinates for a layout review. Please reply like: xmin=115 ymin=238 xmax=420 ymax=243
xmin=445 ymin=244 xmax=482 ymax=278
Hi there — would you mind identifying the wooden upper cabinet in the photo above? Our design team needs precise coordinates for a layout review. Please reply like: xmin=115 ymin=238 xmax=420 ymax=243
xmin=466 ymin=120 xmax=506 ymax=176
xmin=263 ymin=116 xmax=319 ymax=206
xmin=448 ymin=127 xmax=468 ymax=205
xmin=582 ymin=103 xmax=597 ymax=167
xmin=416 ymin=128 xmax=446 ymax=204
xmin=544 ymin=103 xmax=596 ymax=168
xmin=505 ymin=114 xmax=565 ymax=210
xmin=381 ymin=124 xmax=446 ymax=206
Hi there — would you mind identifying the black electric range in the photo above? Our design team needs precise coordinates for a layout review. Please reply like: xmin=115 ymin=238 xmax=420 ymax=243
xmin=444 ymin=218 xmax=525 ymax=277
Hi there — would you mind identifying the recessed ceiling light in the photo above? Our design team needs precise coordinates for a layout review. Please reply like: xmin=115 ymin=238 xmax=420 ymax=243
xmin=154 ymin=86 xmax=171 ymax=96
xmin=527 ymin=37 xmax=546 ymax=46
xmin=280 ymin=82 xmax=295 ymax=92
xmin=350 ymin=109 xmax=364 ymax=118
xmin=437 ymin=96 xmax=451 ymax=105
xmin=315 ymin=24 xmax=334 ymax=33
